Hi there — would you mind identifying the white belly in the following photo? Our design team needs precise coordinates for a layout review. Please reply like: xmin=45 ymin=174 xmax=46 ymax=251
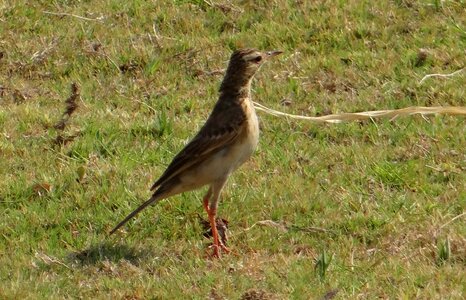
xmin=231 ymin=108 xmax=259 ymax=170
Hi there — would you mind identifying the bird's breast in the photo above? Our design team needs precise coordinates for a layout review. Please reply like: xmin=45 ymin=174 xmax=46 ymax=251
xmin=231 ymin=99 xmax=259 ymax=169
xmin=178 ymin=99 xmax=259 ymax=187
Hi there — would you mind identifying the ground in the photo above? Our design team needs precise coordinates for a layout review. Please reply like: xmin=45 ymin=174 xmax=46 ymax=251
xmin=1 ymin=0 xmax=465 ymax=298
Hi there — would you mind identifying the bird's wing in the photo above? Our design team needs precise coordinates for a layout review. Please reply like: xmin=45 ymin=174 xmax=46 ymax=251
xmin=150 ymin=101 xmax=246 ymax=190
xmin=110 ymin=102 xmax=246 ymax=235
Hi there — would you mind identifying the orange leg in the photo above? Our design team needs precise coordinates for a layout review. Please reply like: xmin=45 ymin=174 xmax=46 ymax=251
xmin=203 ymin=188 xmax=229 ymax=257
xmin=203 ymin=191 xmax=211 ymax=215
xmin=207 ymin=208 xmax=221 ymax=258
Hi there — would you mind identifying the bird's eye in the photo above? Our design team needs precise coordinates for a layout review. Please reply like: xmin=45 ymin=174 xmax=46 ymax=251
xmin=253 ymin=56 xmax=262 ymax=63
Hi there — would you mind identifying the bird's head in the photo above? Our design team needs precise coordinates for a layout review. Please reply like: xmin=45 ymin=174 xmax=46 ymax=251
xmin=221 ymin=48 xmax=282 ymax=92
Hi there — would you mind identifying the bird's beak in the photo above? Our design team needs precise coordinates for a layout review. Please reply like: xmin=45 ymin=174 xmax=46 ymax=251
xmin=265 ymin=50 xmax=283 ymax=58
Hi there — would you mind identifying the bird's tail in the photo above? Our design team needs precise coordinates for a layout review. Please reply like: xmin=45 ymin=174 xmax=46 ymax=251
xmin=109 ymin=192 xmax=162 ymax=235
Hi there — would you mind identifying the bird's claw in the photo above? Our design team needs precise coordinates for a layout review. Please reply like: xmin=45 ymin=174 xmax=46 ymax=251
xmin=208 ymin=242 xmax=230 ymax=258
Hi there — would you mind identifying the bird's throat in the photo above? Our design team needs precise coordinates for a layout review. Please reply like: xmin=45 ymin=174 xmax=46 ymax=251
xmin=219 ymin=78 xmax=252 ymax=104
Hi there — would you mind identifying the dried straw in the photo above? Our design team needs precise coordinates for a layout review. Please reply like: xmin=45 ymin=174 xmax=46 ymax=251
xmin=253 ymin=102 xmax=466 ymax=124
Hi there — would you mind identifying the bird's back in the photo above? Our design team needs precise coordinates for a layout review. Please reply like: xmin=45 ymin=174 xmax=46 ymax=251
xmin=150 ymin=94 xmax=249 ymax=191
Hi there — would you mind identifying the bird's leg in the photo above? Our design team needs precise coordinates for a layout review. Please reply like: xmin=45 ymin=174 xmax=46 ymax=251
xmin=203 ymin=187 xmax=212 ymax=215
xmin=203 ymin=187 xmax=222 ymax=257
xmin=206 ymin=180 xmax=230 ymax=258
xmin=207 ymin=207 xmax=230 ymax=257
xmin=207 ymin=207 xmax=221 ymax=258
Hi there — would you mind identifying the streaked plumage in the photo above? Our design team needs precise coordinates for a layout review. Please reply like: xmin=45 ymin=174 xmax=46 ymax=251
xmin=110 ymin=48 xmax=282 ymax=257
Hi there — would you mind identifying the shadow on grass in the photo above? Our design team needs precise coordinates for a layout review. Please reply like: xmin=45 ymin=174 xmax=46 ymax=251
xmin=69 ymin=241 xmax=154 ymax=266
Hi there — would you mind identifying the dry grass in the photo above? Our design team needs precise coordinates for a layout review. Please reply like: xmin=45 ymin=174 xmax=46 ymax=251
xmin=255 ymin=103 xmax=466 ymax=123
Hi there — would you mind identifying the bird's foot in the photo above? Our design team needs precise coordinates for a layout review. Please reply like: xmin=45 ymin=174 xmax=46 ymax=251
xmin=209 ymin=244 xmax=221 ymax=258
xmin=208 ymin=242 xmax=230 ymax=258
xmin=219 ymin=243 xmax=230 ymax=254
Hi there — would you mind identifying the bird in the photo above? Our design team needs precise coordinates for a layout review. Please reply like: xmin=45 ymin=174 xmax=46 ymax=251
xmin=110 ymin=48 xmax=282 ymax=258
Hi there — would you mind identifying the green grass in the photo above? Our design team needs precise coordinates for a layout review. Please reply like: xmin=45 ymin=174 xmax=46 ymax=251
xmin=1 ymin=0 xmax=465 ymax=298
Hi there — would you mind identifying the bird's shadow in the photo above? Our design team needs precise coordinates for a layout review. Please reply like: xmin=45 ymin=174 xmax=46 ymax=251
xmin=69 ymin=241 xmax=154 ymax=266
xmin=68 ymin=216 xmax=228 ymax=266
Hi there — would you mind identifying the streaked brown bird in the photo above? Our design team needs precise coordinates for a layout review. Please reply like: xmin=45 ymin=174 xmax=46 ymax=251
xmin=110 ymin=48 xmax=282 ymax=257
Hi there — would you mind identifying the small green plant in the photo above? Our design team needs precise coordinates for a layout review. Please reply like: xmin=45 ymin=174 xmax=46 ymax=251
xmin=315 ymin=249 xmax=333 ymax=280
xmin=154 ymin=109 xmax=173 ymax=137
xmin=437 ymin=237 xmax=451 ymax=266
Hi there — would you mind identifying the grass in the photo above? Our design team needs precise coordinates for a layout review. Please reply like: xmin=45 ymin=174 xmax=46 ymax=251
xmin=1 ymin=0 xmax=465 ymax=298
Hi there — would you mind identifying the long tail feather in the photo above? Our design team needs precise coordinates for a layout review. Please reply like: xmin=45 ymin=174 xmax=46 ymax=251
xmin=109 ymin=194 xmax=161 ymax=235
